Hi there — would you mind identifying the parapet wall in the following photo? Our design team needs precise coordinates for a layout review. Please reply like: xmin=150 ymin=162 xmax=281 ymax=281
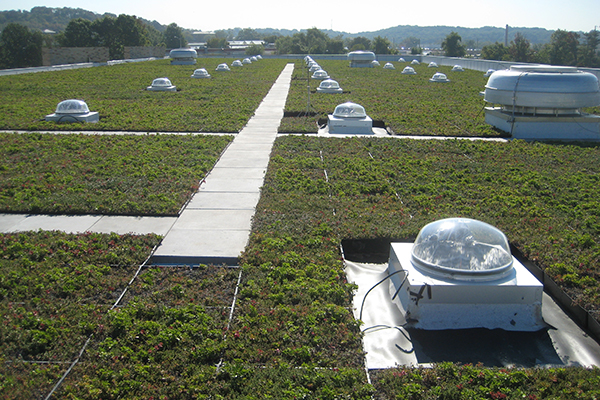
xmin=42 ymin=46 xmax=166 ymax=66
xmin=124 ymin=46 xmax=166 ymax=60
xmin=42 ymin=47 xmax=110 ymax=66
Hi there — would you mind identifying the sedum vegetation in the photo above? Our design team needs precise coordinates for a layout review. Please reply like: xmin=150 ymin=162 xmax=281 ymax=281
xmin=280 ymin=59 xmax=499 ymax=137
xmin=2 ymin=60 xmax=600 ymax=398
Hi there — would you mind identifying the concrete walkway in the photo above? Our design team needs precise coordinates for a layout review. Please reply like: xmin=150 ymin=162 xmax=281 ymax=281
xmin=0 ymin=63 xmax=295 ymax=266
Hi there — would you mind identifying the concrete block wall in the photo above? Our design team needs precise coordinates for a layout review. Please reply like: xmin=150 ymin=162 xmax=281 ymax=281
xmin=124 ymin=46 xmax=166 ymax=60
xmin=42 ymin=47 xmax=110 ymax=66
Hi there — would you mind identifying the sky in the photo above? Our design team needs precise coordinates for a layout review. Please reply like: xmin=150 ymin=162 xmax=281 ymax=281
xmin=0 ymin=0 xmax=598 ymax=34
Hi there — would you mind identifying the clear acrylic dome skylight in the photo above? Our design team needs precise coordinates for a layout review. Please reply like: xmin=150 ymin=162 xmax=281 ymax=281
xmin=401 ymin=66 xmax=416 ymax=75
xmin=428 ymin=62 xmax=438 ymax=68
xmin=216 ymin=63 xmax=230 ymax=71
xmin=411 ymin=59 xmax=420 ymax=65
xmin=384 ymin=62 xmax=395 ymax=69
xmin=430 ymin=72 xmax=450 ymax=82
xmin=242 ymin=58 xmax=252 ymax=64
xmin=232 ymin=60 xmax=243 ymax=66
xmin=312 ymin=69 xmax=329 ymax=79
xmin=55 ymin=99 xmax=90 ymax=114
xmin=319 ymin=79 xmax=340 ymax=89
xmin=152 ymin=77 xmax=173 ymax=87
xmin=191 ymin=68 xmax=210 ymax=78
xmin=333 ymin=102 xmax=367 ymax=118
xmin=398 ymin=57 xmax=406 ymax=62
xmin=452 ymin=65 xmax=464 ymax=72
xmin=411 ymin=218 xmax=514 ymax=281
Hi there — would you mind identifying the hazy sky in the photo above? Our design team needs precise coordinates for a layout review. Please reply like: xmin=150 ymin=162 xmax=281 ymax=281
xmin=1 ymin=0 xmax=598 ymax=34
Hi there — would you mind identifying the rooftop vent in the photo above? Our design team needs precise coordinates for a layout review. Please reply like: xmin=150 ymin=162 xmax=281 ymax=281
xmin=383 ymin=62 xmax=395 ymax=70
xmin=328 ymin=101 xmax=373 ymax=134
xmin=452 ymin=64 xmax=464 ymax=72
xmin=348 ymin=51 xmax=376 ymax=68
xmin=483 ymin=65 xmax=600 ymax=140
xmin=147 ymin=77 xmax=177 ymax=91
xmin=169 ymin=48 xmax=197 ymax=65
xmin=317 ymin=79 xmax=343 ymax=93
xmin=45 ymin=99 xmax=99 ymax=123
xmin=401 ymin=66 xmax=417 ymax=75
xmin=216 ymin=63 xmax=231 ymax=71
xmin=428 ymin=61 xmax=438 ymax=68
xmin=232 ymin=60 xmax=243 ymax=67
xmin=388 ymin=218 xmax=544 ymax=331
xmin=191 ymin=68 xmax=211 ymax=78
xmin=311 ymin=69 xmax=330 ymax=80
xmin=430 ymin=72 xmax=450 ymax=83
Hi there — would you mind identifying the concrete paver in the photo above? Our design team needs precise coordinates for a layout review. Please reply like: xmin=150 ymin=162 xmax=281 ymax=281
xmin=151 ymin=63 xmax=294 ymax=265
xmin=0 ymin=62 xmax=294 ymax=267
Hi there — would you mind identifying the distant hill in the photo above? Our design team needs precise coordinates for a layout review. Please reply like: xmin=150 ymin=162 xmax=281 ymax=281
xmin=0 ymin=7 xmax=556 ymax=48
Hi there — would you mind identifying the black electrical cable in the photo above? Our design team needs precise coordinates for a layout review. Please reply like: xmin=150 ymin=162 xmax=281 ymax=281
xmin=359 ymin=268 xmax=408 ymax=322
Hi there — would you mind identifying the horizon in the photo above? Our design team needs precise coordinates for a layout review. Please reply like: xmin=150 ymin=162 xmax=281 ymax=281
xmin=0 ymin=0 xmax=597 ymax=34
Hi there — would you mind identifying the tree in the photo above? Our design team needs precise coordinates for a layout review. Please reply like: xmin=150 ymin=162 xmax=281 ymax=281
xmin=326 ymin=35 xmax=345 ymax=54
xmin=236 ymin=28 xmax=260 ymax=40
xmin=145 ymin=24 xmax=165 ymax=46
xmin=481 ymin=42 xmax=509 ymax=61
xmin=306 ymin=28 xmax=328 ymax=54
xmin=0 ymin=23 xmax=43 ymax=68
xmin=549 ymin=29 xmax=580 ymax=66
xmin=347 ymin=36 xmax=370 ymax=52
xmin=372 ymin=36 xmax=392 ymax=54
xmin=245 ymin=43 xmax=264 ymax=56
xmin=509 ymin=32 xmax=533 ymax=62
xmin=579 ymin=29 xmax=600 ymax=67
xmin=164 ymin=23 xmax=186 ymax=49
xmin=207 ymin=37 xmax=228 ymax=49
xmin=58 ymin=18 xmax=94 ymax=47
xmin=441 ymin=31 xmax=466 ymax=57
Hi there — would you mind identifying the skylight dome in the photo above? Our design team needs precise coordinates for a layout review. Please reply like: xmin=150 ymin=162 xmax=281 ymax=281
xmin=484 ymin=69 xmax=496 ymax=77
xmin=411 ymin=218 xmax=513 ymax=281
xmin=398 ymin=57 xmax=406 ymax=62
xmin=147 ymin=77 xmax=177 ymax=91
xmin=411 ymin=59 xmax=420 ymax=65
xmin=216 ymin=63 xmax=231 ymax=71
xmin=372 ymin=60 xmax=380 ymax=66
xmin=55 ymin=99 xmax=90 ymax=114
xmin=191 ymin=68 xmax=211 ymax=78
xmin=428 ymin=61 xmax=438 ymax=68
xmin=401 ymin=66 xmax=417 ymax=75
xmin=242 ymin=58 xmax=252 ymax=64
xmin=45 ymin=99 xmax=99 ymax=123
xmin=317 ymin=79 xmax=343 ymax=93
xmin=333 ymin=102 xmax=367 ymax=118
xmin=452 ymin=64 xmax=464 ymax=72
xmin=232 ymin=60 xmax=243 ymax=67
xmin=430 ymin=72 xmax=450 ymax=82
xmin=383 ymin=62 xmax=395 ymax=69
xmin=311 ymin=69 xmax=330 ymax=80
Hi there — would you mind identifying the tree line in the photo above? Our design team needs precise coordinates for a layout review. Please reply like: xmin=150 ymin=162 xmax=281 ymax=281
xmin=0 ymin=16 xmax=188 ymax=69
xmin=478 ymin=29 xmax=600 ymax=68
